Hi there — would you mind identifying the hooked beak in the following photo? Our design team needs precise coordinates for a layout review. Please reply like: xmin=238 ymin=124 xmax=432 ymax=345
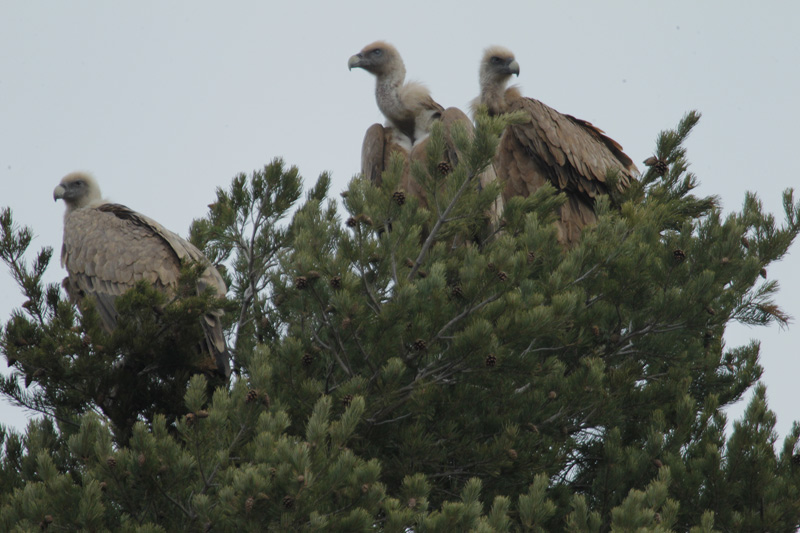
xmin=348 ymin=54 xmax=363 ymax=71
xmin=53 ymin=184 xmax=66 ymax=201
xmin=508 ymin=60 xmax=520 ymax=76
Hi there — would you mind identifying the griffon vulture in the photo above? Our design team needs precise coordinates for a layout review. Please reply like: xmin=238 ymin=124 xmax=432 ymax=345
xmin=53 ymin=172 xmax=231 ymax=378
xmin=349 ymin=41 xmax=501 ymax=223
xmin=477 ymin=46 xmax=637 ymax=244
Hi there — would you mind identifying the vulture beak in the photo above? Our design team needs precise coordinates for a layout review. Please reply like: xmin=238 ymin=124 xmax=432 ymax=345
xmin=53 ymin=184 xmax=66 ymax=201
xmin=508 ymin=60 xmax=520 ymax=76
xmin=348 ymin=54 xmax=363 ymax=71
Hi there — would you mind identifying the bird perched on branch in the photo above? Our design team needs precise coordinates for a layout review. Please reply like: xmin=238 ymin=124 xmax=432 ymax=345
xmin=349 ymin=41 xmax=501 ymax=224
xmin=476 ymin=46 xmax=637 ymax=244
xmin=53 ymin=171 xmax=231 ymax=378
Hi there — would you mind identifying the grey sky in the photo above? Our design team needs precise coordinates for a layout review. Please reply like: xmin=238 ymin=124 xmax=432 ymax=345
xmin=1 ymin=2 xmax=798 ymax=440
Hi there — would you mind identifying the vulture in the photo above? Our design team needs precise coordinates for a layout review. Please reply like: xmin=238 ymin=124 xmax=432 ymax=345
xmin=349 ymin=41 xmax=501 ymax=221
xmin=476 ymin=46 xmax=637 ymax=244
xmin=53 ymin=172 xmax=231 ymax=378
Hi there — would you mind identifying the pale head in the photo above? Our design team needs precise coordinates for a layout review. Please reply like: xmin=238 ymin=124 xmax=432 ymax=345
xmin=348 ymin=40 xmax=405 ymax=78
xmin=53 ymin=171 xmax=103 ymax=211
xmin=480 ymin=45 xmax=520 ymax=85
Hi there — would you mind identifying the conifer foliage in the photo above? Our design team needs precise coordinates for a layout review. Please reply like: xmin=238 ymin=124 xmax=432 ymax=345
xmin=2 ymin=111 xmax=800 ymax=531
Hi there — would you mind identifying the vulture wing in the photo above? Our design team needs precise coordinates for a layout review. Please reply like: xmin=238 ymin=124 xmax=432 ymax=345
xmin=62 ymin=203 xmax=230 ymax=377
xmin=498 ymin=97 xmax=637 ymax=243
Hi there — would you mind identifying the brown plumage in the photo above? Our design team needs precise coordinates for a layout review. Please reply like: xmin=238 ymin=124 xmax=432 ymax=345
xmin=53 ymin=172 xmax=231 ymax=378
xmin=477 ymin=46 xmax=637 ymax=244
xmin=350 ymin=42 xmax=501 ymax=223
xmin=349 ymin=41 xmax=444 ymax=146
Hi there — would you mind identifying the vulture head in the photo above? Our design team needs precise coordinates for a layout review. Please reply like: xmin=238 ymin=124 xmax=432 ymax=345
xmin=348 ymin=41 xmax=406 ymax=80
xmin=53 ymin=172 xmax=103 ymax=212
xmin=480 ymin=46 xmax=520 ymax=87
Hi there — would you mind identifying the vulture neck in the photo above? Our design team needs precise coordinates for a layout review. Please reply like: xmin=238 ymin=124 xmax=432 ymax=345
xmin=374 ymin=65 xmax=416 ymax=141
xmin=480 ymin=76 xmax=513 ymax=116
xmin=66 ymin=195 xmax=104 ymax=214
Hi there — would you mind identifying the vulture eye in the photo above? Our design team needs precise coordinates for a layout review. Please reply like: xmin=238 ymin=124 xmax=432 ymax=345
xmin=372 ymin=49 xmax=383 ymax=56
xmin=491 ymin=56 xmax=503 ymax=64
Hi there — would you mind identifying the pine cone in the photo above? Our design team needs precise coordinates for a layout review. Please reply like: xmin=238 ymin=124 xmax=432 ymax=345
xmin=106 ymin=457 xmax=117 ymax=469
xmin=392 ymin=191 xmax=406 ymax=206
xmin=437 ymin=161 xmax=452 ymax=175
xmin=329 ymin=275 xmax=342 ymax=289
xmin=295 ymin=276 xmax=308 ymax=290
xmin=760 ymin=267 xmax=767 ymax=279
xmin=345 ymin=216 xmax=358 ymax=227
xmin=413 ymin=339 xmax=427 ymax=351
xmin=407 ymin=497 xmax=417 ymax=509
xmin=196 ymin=410 xmax=209 ymax=419
xmin=496 ymin=270 xmax=508 ymax=282
xmin=185 ymin=413 xmax=196 ymax=426
xmin=673 ymin=249 xmax=686 ymax=262
xmin=246 ymin=389 xmax=259 ymax=403
xmin=644 ymin=156 xmax=668 ymax=175
xmin=99 ymin=481 xmax=108 ymax=491
xmin=138 ymin=453 xmax=146 ymax=467
xmin=404 ymin=258 xmax=415 ymax=268
xmin=527 ymin=251 xmax=536 ymax=263
xmin=485 ymin=353 xmax=497 ymax=367
xmin=282 ymin=495 xmax=294 ymax=509
xmin=548 ymin=390 xmax=558 ymax=400
xmin=507 ymin=449 xmax=518 ymax=460
xmin=245 ymin=496 xmax=254 ymax=514
xmin=741 ymin=236 xmax=750 ymax=249
xmin=341 ymin=317 xmax=352 ymax=330
xmin=450 ymin=284 xmax=463 ymax=298
xmin=302 ymin=353 xmax=313 ymax=366
xmin=721 ymin=257 xmax=730 ymax=265
xmin=591 ymin=325 xmax=601 ymax=337
xmin=306 ymin=270 xmax=320 ymax=281
xmin=486 ymin=262 xmax=497 ymax=272
xmin=342 ymin=394 xmax=354 ymax=407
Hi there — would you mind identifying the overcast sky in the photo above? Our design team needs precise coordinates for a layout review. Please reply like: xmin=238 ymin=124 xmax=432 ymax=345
xmin=1 ymin=2 xmax=798 ymax=441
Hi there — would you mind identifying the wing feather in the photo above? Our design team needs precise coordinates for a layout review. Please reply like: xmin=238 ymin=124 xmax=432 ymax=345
xmin=62 ymin=202 xmax=230 ymax=377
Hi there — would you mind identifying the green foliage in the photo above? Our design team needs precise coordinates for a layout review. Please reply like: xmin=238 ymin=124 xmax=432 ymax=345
xmin=2 ymin=111 xmax=800 ymax=530
xmin=189 ymin=158 xmax=306 ymax=364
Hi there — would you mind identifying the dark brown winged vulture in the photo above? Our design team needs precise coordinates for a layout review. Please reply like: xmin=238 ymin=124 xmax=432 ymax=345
xmin=349 ymin=41 xmax=501 ymax=222
xmin=476 ymin=46 xmax=637 ymax=244
xmin=54 ymin=172 xmax=231 ymax=378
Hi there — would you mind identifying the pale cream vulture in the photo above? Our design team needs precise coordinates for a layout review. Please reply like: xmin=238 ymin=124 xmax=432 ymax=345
xmin=53 ymin=172 xmax=231 ymax=378
xmin=349 ymin=41 xmax=501 ymax=220
xmin=477 ymin=46 xmax=637 ymax=244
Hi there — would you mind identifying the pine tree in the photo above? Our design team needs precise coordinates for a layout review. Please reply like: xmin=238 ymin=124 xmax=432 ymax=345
xmin=2 ymin=111 xmax=800 ymax=531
